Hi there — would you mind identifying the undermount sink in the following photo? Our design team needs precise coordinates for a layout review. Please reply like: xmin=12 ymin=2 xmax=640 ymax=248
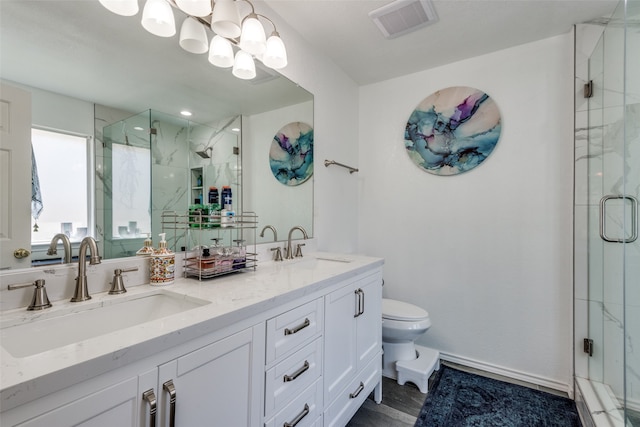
xmin=314 ymin=256 xmax=353 ymax=263
xmin=0 ymin=290 xmax=210 ymax=358
xmin=292 ymin=255 xmax=354 ymax=270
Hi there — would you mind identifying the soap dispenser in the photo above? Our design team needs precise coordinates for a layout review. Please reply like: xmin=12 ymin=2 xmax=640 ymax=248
xmin=150 ymin=233 xmax=175 ymax=285
xmin=136 ymin=234 xmax=154 ymax=256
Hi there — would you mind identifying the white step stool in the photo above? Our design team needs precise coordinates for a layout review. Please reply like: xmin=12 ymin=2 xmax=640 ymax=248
xmin=395 ymin=345 xmax=440 ymax=393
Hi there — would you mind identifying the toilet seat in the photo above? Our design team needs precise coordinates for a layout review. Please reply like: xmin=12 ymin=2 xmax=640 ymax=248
xmin=382 ymin=298 xmax=429 ymax=321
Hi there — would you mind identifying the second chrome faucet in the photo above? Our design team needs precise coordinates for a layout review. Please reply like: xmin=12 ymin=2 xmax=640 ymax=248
xmin=285 ymin=226 xmax=308 ymax=260
xmin=71 ymin=237 xmax=101 ymax=302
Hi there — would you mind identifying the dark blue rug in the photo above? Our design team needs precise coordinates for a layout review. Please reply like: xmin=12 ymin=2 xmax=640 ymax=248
xmin=414 ymin=365 xmax=582 ymax=427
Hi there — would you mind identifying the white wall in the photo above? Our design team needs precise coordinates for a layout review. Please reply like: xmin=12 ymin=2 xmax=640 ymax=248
xmin=244 ymin=101 xmax=314 ymax=243
xmin=358 ymin=34 xmax=575 ymax=390
xmin=257 ymin=3 xmax=360 ymax=253
xmin=3 ymin=80 xmax=94 ymax=135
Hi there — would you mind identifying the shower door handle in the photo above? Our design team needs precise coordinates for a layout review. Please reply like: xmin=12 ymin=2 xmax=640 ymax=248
xmin=599 ymin=195 xmax=638 ymax=243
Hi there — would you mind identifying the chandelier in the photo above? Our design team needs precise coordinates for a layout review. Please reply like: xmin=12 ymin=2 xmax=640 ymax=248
xmin=99 ymin=0 xmax=288 ymax=80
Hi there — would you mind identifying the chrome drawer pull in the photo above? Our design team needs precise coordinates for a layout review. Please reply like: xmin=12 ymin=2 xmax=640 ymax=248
xmin=283 ymin=403 xmax=309 ymax=427
xmin=163 ymin=380 xmax=177 ymax=427
xmin=354 ymin=289 xmax=364 ymax=317
xmin=349 ymin=381 xmax=364 ymax=399
xmin=284 ymin=318 xmax=310 ymax=335
xmin=284 ymin=360 xmax=310 ymax=382
xmin=142 ymin=389 xmax=157 ymax=427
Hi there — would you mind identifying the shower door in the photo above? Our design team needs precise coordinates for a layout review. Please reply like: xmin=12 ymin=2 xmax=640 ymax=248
xmin=584 ymin=0 xmax=640 ymax=424
xmin=622 ymin=0 xmax=640 ymax=422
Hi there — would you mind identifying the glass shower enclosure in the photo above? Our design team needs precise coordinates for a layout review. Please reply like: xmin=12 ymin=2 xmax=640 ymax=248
xmin=574 ymin=0 xmax=639 ymax=425
xmin=99 ymin=110 xmax=241 ymax=260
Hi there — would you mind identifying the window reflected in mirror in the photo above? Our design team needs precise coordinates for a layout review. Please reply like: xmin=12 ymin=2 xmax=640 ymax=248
xmin=30 ymin=128 xmax=90 ymax=245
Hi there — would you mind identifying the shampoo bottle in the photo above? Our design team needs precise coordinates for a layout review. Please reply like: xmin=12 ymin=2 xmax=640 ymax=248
xmin=208 ymin=186 xmax=221 ymax=228
xmin=220 ymin=185 xmax=235 ymax=227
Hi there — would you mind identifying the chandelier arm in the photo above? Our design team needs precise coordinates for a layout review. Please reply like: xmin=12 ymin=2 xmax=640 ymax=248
xmin=164 ymin=0 xmax=278 ymax=40
xmin=255 ymin=13 xmax=278 ymax=35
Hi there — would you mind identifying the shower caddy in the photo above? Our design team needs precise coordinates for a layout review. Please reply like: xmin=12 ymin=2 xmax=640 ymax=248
xmin=161 ymin=210 xmax=258 ymax=280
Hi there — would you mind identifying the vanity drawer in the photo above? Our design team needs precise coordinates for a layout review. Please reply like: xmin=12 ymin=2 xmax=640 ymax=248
xmin=266 ymin=298 xmax=323 ymax=364
xmin=265 ymin=378 xmax=323 ymax=427
xmin=265 ymin=337 xmax=323 ymax=418
xmin=323 ymin=351 xmax=381 ymax=427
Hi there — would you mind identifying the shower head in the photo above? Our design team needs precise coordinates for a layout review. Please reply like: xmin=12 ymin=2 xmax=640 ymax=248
xmin=196 ymin=147 xmax=212 ymax=159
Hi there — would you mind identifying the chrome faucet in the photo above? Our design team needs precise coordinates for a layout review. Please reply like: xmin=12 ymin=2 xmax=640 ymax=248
xmin=285 ymin=226 xmax=308 ymax=260
xmin=259 ymin=225 xmax=278 ymax=242
xmin=46 ymin=233 xmax=72 ymax=264
xmin=71 ymin=237 xmax=101 ymax=302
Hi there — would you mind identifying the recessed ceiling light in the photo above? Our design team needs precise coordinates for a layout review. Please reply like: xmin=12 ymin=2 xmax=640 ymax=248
xmin=180 ymin=110 xmax=192 ymax=117
xmin=231 ymin=127 xmax=240 ymax=132
xmin=133 ymin=126 xmax=144 ymax=131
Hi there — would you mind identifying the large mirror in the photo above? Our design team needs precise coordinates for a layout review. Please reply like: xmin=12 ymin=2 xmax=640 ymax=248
xmin=0 ymin=0 xmax=313 ymax=269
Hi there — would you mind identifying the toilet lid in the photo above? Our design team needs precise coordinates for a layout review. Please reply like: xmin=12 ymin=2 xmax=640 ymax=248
xmin=382 ymin=299 xmax=429 ymax=321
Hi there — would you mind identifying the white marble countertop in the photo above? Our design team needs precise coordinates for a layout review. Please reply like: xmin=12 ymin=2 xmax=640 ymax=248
xmin=0 ymin=252 xmax=383 ymax=411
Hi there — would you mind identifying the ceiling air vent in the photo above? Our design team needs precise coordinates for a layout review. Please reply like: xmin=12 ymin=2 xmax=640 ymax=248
xmin=369 ymin=0 xmax=439 ymax=39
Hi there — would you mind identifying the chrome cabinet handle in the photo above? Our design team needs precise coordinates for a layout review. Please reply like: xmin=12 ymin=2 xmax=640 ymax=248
xmin=283 ymin=403 xmax=309 ymax=427
xmin=142 ymin=389 xmax=157 ymax=427
xmin=349 ymin=381 xmax=365 ymax=399
xmin=284 ymin=360 xmax=310 ymax=382
xmin=163 ymin=380 xmax=177 ymax=427
xmin=599 ymin=195 xmax=638 ymax=243
xmin=284 ymin=318 xmax=310 ymax=335
xmin=354 ymin=289 xmax=364 ymax=317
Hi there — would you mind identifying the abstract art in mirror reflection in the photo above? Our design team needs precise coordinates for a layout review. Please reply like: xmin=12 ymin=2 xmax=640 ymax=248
xmin=269 ymin=122 xmax=314 ymax=186
xmin=404 ymin=86 xmax=501 ymax=176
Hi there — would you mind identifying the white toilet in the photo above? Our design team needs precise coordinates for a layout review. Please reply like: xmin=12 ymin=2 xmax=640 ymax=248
xmin=381 ymin=298 xmax=440 ymax=393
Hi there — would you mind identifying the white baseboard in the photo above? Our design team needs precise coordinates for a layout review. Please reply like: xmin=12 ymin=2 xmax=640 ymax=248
xmin=439 ymin=352 xmax=573 ymax=398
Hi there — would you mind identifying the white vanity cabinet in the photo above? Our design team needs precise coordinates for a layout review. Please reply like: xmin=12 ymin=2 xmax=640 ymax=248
xmin=264 ymin=298 xmax=324 ymax=427
xmin=0 ymin=256 xmax=384 ymax=427
xmin=154 ymin=324 xmax=264 ymax=427
xmin=1 ymin=325 xmax=264 ymax=427
xmin=323 ymin=268 xmax=383 ymax=427
xmin=1 ymin=371 xmax=142 ymax=426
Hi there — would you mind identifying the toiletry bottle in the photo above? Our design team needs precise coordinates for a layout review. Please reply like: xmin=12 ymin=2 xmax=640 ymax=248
xmin=208 ymin=186 xmax=221 ymax=228
xmin=150 ymin=233 xmax=175 ymax=285
xmin=232 ymin=239 xmax=246 ymax=270
xmin=217 ymin=245 xmax=233 ymax=273
xmin=220 ymin=186 xmax=235 ymax=227
xmin=221 ymin=186 xmax=232 ymax=208
xmin=199 ymin=247 xmax=216 ymax=270
xmin=209 ymin=238 xmax=222 ymax=273
xmin=189 ymin=198 xmax=203 ymax=228
xmin=136 ymin=233 xmax=154 ymax=256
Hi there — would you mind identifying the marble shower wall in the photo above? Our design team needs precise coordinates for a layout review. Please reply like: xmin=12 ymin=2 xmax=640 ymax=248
xmin=575 ymin=14 xmax=640 ymax=415
xmin=154 ymin=114 xmax=241 ymax=253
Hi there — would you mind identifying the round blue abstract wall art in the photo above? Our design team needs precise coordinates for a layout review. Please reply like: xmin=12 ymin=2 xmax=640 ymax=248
xmin=404 ymin=86 xmax=501 ymax=176
xmin=269 ymin=122 xmax=314 ymax=186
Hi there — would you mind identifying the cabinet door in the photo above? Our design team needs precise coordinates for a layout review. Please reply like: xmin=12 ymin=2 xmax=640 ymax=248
xmin=324 ymin=282 xmax=358 ymax=406
xmin=7 ymin=377 xmax=139 ymax=427
xmin=157 ymin=325 xmax=263 ymax=427
xmin=355 ymin=272 xmax=382 ymax=367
